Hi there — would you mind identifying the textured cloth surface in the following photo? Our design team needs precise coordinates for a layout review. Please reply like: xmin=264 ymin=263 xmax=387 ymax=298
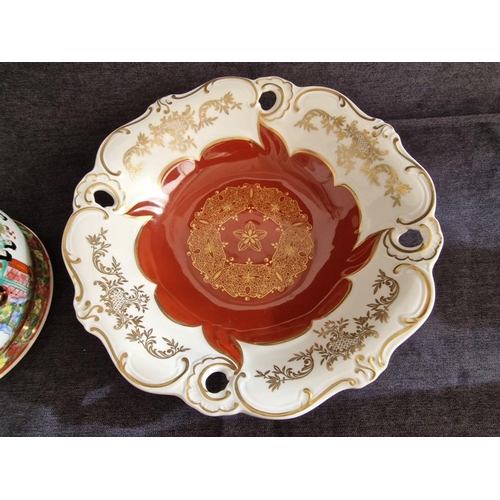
xmin=0 ymin=63 xmax=498 ymax=436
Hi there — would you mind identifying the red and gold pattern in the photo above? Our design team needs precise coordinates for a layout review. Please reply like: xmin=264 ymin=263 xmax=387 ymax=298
xmin=63 ymin=77 xmax=443 ymax=418
xmin=128 ymin=124 xmax=382 ymax=366
xmin=187 ymin=183 xmax=314 ymax=301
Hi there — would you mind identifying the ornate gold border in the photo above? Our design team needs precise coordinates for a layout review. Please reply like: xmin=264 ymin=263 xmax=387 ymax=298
xmin=232 ymin=262 xmax=433 ymax=418
xmin=80 ymin=183 xmax=124 ymax=212
xmin=377 ymin=264 xmax=433 ymax=367
xmin=99 ymin=106 xmax=155 ymax=177
xmin=355 ymin=355 xmax=377 ymax=380
xmin=91 ymin=326 xmax=190 ymax=389
xmin=293 ymin=87 xmax=376 ymax=122
xmin=382 ymin=217 xmax=443 ymax=262
xmin=62 ymin=207 xmax=109 ymax=303
xmin=235 ymin=373 xmax=356 ymax=419
xmin=62 ymin=77 xmax=442 ymax=418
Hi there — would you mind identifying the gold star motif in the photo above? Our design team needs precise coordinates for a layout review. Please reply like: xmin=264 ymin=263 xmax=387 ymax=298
xmin=233 ymin=221 xmax=267 ymax=252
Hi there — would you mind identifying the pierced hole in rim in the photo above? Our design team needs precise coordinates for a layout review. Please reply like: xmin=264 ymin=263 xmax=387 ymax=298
xmin=205 ymin=372 xmax=229 ymax=394
xmin=398 ymin=229 xmax=424 ymax=248
xmin=94 ymin=190 xmax=115 ymax=208
xmin=259 ymin=91 xmax=277 ymax=111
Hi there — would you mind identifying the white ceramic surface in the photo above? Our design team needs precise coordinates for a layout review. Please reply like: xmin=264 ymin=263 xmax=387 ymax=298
xmin=62 ymin=77 xmax=443 ymax=418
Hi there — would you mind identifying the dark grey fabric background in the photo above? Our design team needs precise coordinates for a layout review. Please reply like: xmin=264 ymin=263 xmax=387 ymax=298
xmin=0 ymin=63 xmax=498 ymax=436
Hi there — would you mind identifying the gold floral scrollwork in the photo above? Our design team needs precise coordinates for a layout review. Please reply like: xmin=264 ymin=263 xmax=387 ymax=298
xmin=187 ymin=183 xmax=314 ymax=301
xmin=90 ymin=327 xmax=190 ymax=389
xmin=295 ymin=110 xmax=412 ymax=206
xmin=255 ymin=270 xmax=399 ymax=391
xmin=122 ymin=92 xmax=243 ymax=179
xmin=354 ymin=355 xmax=377 ymax=381
xmin=87 ymin=228 xmax=189 ymax=360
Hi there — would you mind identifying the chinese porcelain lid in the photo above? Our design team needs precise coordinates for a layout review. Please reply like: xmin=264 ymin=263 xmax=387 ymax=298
xmin=0 ymin=210 xmax=53 ymax=377
xmin=62 ymin=77 xmax=443 ymax=418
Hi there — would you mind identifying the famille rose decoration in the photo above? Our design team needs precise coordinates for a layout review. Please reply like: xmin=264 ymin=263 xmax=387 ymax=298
xmin=62 ymin=77 xmax=442 ymax=418
xmin=0 ymin=210 xmax=52 ymax=377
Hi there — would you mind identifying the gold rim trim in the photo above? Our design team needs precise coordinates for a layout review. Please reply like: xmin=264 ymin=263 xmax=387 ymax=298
xmin=354 ymin=355 xmax=377 ymax=381
xmin=255 ymin=78 xmax=293 ymax=121
xmin=198 ymin=358 xmax=238 ymax=402
xmin=64 ymin=78 xmax=442 ymax=416
xmin=235 ymin=372 xmax=355 ymax=419
xmin=82 ymin=182 xmax=124 ymax=212
xmin=98 ymin=106 xmax=155 ymax=177
xmin=385 ymin=224 xmax=432 ymax=255
xmin=91 ymin=326 xmax=190 ymax=389
xmin=186 ymin=357 xmax=239 ymax=414
xmin=170 ymin=81 xmax=216 ymax=100
xmin=372 ymin=123 xmax=394 ymax=138
xmin=395 ymin=144 xmax=437 ymax=225
xmin=383 ymin=220 xmax=443 ymax=262
xmin=62 ymin=207 xmax=109 ymax=303
xmin=293 ymin=87 xmax=376 ymax=122
xmin=260 ymin=82 xmax=285 ymax=116
xmin=73 ymin=174 xmax=126 ymax=212
xmin=169 ymin=77 xmax=259 ymax=110
xmin=377 ymin=264 xmax=433 ymax=367
xmin=198 ymin=364 xmax=232 ymax=402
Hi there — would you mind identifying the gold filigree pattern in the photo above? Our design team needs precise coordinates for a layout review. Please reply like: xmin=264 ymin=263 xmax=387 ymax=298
xmin=123 ymin=92 xmax=242 ymax=178
xmin=295 ymin=110 xmax=411 ymax=206
xmin=255 ymin=270 xmax=399 ymax=391
xmin=87 ymin=228 xmax=189 ymax=359
xmin=187 ymin=183 xmax=314 ymax=301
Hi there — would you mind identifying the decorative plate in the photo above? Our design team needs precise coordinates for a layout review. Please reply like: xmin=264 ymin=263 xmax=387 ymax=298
xmin=62 ymin=77 xmax=442 ymax=418
xmin=0 ymin=211 xmax=53 ymax=378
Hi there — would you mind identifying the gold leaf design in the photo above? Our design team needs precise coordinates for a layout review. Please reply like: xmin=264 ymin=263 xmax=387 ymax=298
xmin=295 ymin=110 xmax=411 ymax=207
xmin=123 ymin=92 xmax=242 ymax=179
xmin=187 ymin=184 xmax=314 ymax=301
xmin=255 ymin=270 xmax=399 ymax=391
xmin=233 ymin=221 xmax=267 ymax=252
xmin=87 ymin=228 xmax=189 ymax=360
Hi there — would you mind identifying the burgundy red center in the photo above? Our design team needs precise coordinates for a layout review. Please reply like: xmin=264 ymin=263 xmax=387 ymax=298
xmin=128 ymin=124 xmax=381 ymax=365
